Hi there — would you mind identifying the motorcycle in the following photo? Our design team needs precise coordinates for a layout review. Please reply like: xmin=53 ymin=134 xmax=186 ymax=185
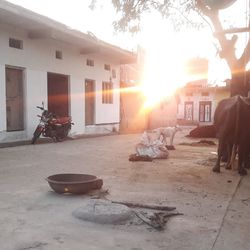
xmin=31 ymin=103 xmax=73 ymax=144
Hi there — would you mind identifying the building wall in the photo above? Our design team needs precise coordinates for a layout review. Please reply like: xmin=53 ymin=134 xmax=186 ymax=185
xmin=177 ymin=87 xmax=230 ymax=126
xmin=120 ymin=89 xmax=147 ymax=133
xmin=0 ymin=23 xmax=121 ymax=142
xmin=148 ymin=96 xmax=178 ymax=129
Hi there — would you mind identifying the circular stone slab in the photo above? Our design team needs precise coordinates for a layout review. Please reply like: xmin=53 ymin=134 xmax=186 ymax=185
xmin=73 ymin=199 xmax=132 ymax=224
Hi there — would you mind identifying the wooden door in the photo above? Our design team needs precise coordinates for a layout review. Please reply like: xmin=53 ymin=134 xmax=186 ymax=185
xmin=47 ymin=73 xmax=69 ymax=117
xmin=85 ymin=80 xmax=95 ymax=125
xmin=5 ymin=67 xmax=24 ymax=131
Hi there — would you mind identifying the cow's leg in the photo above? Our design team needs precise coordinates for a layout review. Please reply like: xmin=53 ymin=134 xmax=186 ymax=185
xmin=245 ymin=154 xmax=250 ymax=169
xmin=238 ymin=145 xmax=247 ymax=176
xmin=243 ymin=142 xmax=250 ymax=169
xmin=213 ymin=140 xmax=223 ymax=173
xmin=225 ymin=143 xmax=234 ymax=169
xmin=213 ymin=156 xmax=221 ymax=173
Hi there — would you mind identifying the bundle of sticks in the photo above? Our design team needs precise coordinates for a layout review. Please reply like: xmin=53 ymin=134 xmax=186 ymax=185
xmin=111 ymin=200 xmax=183 ymax=231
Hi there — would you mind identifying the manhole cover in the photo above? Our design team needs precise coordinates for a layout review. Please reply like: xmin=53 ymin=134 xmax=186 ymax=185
xmin=73 ymin=199 xmax=132 ymax=224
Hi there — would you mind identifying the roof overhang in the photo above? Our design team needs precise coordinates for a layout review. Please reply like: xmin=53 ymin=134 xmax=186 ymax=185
xmin=0 ymin=0 xmax=137 ymax=64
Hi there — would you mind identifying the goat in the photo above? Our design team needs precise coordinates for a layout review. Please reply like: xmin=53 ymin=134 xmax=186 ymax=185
xmin=153 ymin=125 xmax=182 ymax=147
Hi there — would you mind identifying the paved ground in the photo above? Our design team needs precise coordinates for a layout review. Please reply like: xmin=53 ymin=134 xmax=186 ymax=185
xmin=0 ymin=130 xmax=250 ymax=250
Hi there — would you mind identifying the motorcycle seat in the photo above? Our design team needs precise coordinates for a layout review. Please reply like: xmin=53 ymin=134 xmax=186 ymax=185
xmin=52 ymin=117 xmax=71 ymax=124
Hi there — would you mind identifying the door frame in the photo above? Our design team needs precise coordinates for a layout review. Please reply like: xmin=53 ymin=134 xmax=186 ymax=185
xmin=199 ymin=101 xmax=212 ymax=122
xmin=85 ymin=79 xmax=95 ymax=126
xmin=47 ymin=72 xmax=70 ymax=117
xmin=184 ymin=101 xmax=194 ymax=121
xmin=5 ymin=65 xmax=26 ymax=131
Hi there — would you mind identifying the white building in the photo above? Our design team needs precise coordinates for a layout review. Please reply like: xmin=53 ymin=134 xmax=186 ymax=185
xmin=0 ymin=0 xmax=136 ymax=143
xmin=177 ymin=80 xmax=230 ymax=126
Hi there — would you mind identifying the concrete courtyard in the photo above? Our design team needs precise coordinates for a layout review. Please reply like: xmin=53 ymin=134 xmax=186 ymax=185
xmin=0 ymin=130 xmax=250 ymax=250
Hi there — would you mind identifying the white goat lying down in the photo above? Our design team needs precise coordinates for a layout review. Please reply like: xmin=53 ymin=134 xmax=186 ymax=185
xmin=153 ymin=125 xmax=182 ymax=146
xmin=135 ymin=131 xmax=169 ymax=159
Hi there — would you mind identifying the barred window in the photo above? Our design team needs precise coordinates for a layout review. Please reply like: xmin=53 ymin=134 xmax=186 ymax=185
xmin=102 ymin=81 xmax=113 ymax=104
xmin=9 ymin=38 xmax=23 ymax=49
xmin=87 ymin=59 xmax=94 ymax=66
xmin=104 ymin=64 xmax=111 ymax=71
xmin=55 ymin=50 xmax=63 ymax=59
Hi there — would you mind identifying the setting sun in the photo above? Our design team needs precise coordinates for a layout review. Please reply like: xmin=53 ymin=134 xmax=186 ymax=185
xmin=140 ymin=45 xmax=187 ymax=108
xmin=137 ymin=15 xmax=215 ymax=109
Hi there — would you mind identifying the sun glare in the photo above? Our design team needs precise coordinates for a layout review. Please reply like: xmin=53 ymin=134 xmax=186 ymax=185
xmin=141 ymin=46 xmax=187 ymax=109
xmin=138 ymin=15 xmax=214 ymax=109
xmin=139 ymin=29 xmax=188 ymax=109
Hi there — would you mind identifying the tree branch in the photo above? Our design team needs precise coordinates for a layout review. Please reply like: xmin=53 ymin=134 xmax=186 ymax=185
xmin=199 ymin=6 xmax=238 ymax=70
xmin=238 ymin=19 xmax=250 ymax=68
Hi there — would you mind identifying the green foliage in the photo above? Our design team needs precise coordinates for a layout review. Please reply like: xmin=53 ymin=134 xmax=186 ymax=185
xmin=90 ymin=0 xmax=209 ymax=33
xmin=111 ymin=0 xmax=206 ymax=33
xmin=89 ymin=0 xmax=238 ymax=34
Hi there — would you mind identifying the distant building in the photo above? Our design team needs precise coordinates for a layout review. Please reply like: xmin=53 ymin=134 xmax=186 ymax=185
xmin=119 ymin=46 xmax=148 ymax=133
xmin=148 ymin=58 xmax=209 ymax=129
xmin=176 ymin=82 xmax=230 ymax=126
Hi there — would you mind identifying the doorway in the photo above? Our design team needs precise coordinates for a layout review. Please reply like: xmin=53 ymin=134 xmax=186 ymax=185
xmin=199 ymin=101 xmax=212 ymax=122
xmin=85 ymin=79 xmax=95 ymax=125
xmin=5 ymin=67 xmax=24 ymax=131
xmin=184 ymin=101 xmax=194 ymax=121
xmin=47 ymin=73 xmax=69 ymax=117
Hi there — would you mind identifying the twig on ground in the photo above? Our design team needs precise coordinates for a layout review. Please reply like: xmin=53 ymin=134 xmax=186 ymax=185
xmin=110 ymin=200 xmax=176 ymax=211
xmin=133 ymin=211 xmax=163 ymax=230
xmin=134 ymin=211 xmax=183 ymax=231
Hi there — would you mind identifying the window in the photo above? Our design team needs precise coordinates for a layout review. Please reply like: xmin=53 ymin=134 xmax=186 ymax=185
xmin=199 ymin=101 xmax=212 ymax=122
xmin=86 ymin=59 xmax=94 ymax=66
xmin=102 ymin=81 xmax=113 ymax=104
xmin=112 ymin=69 xmax=116 ymax=78
xmin=184 ymin=102 xmax=193 ymax=121
xmin=104 ymin=64 xmax=111 ymax=71
xmin=55 ymin=50 xmax=63 ymax=59
xmin=9 ymin=38 xmax=23 ymax=49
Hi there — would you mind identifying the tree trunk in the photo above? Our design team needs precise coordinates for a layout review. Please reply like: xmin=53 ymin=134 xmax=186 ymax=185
xmin=230 ymin=71 xmax=249 ymax=97
xmin=196 ymin=5 xmax=250 ymax=98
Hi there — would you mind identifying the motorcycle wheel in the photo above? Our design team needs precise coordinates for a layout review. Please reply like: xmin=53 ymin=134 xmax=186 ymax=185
xmin=56 ymin=124 xmax=71 ymax=142
xmin=31 ymin=126 xmax=42 ymax=144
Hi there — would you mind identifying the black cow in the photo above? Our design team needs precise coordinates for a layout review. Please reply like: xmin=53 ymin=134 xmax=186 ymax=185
xmin=213 ymin=95 xmax=250 ymax=176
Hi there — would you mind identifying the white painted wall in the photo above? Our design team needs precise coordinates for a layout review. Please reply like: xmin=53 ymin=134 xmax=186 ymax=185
xmin=0 ymin=23 xmax=121 ymax=142
xmin=0 ymin=65 xmax=6 ymax=132
xmin=177 ymin=89 xmax=216 ymax=125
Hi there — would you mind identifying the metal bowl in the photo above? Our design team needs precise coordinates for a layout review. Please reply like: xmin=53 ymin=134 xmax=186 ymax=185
xmin=46 ymin=173 xmax=103 ymax=194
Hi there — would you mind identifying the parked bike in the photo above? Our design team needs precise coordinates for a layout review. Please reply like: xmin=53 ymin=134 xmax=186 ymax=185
xmin=31 ymin=103 xmax=73 ymax=144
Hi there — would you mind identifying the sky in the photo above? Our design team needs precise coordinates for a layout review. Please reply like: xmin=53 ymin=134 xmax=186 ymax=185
xmin=5 ymin=0 xmax=250 ymax=102
xmin=5 ymin=0 xmax=248 ymax=47
xmin=6 ymin=0 xmax=246 ymax=53
xmin=6 ymin=0 xmax=139 ymax=50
